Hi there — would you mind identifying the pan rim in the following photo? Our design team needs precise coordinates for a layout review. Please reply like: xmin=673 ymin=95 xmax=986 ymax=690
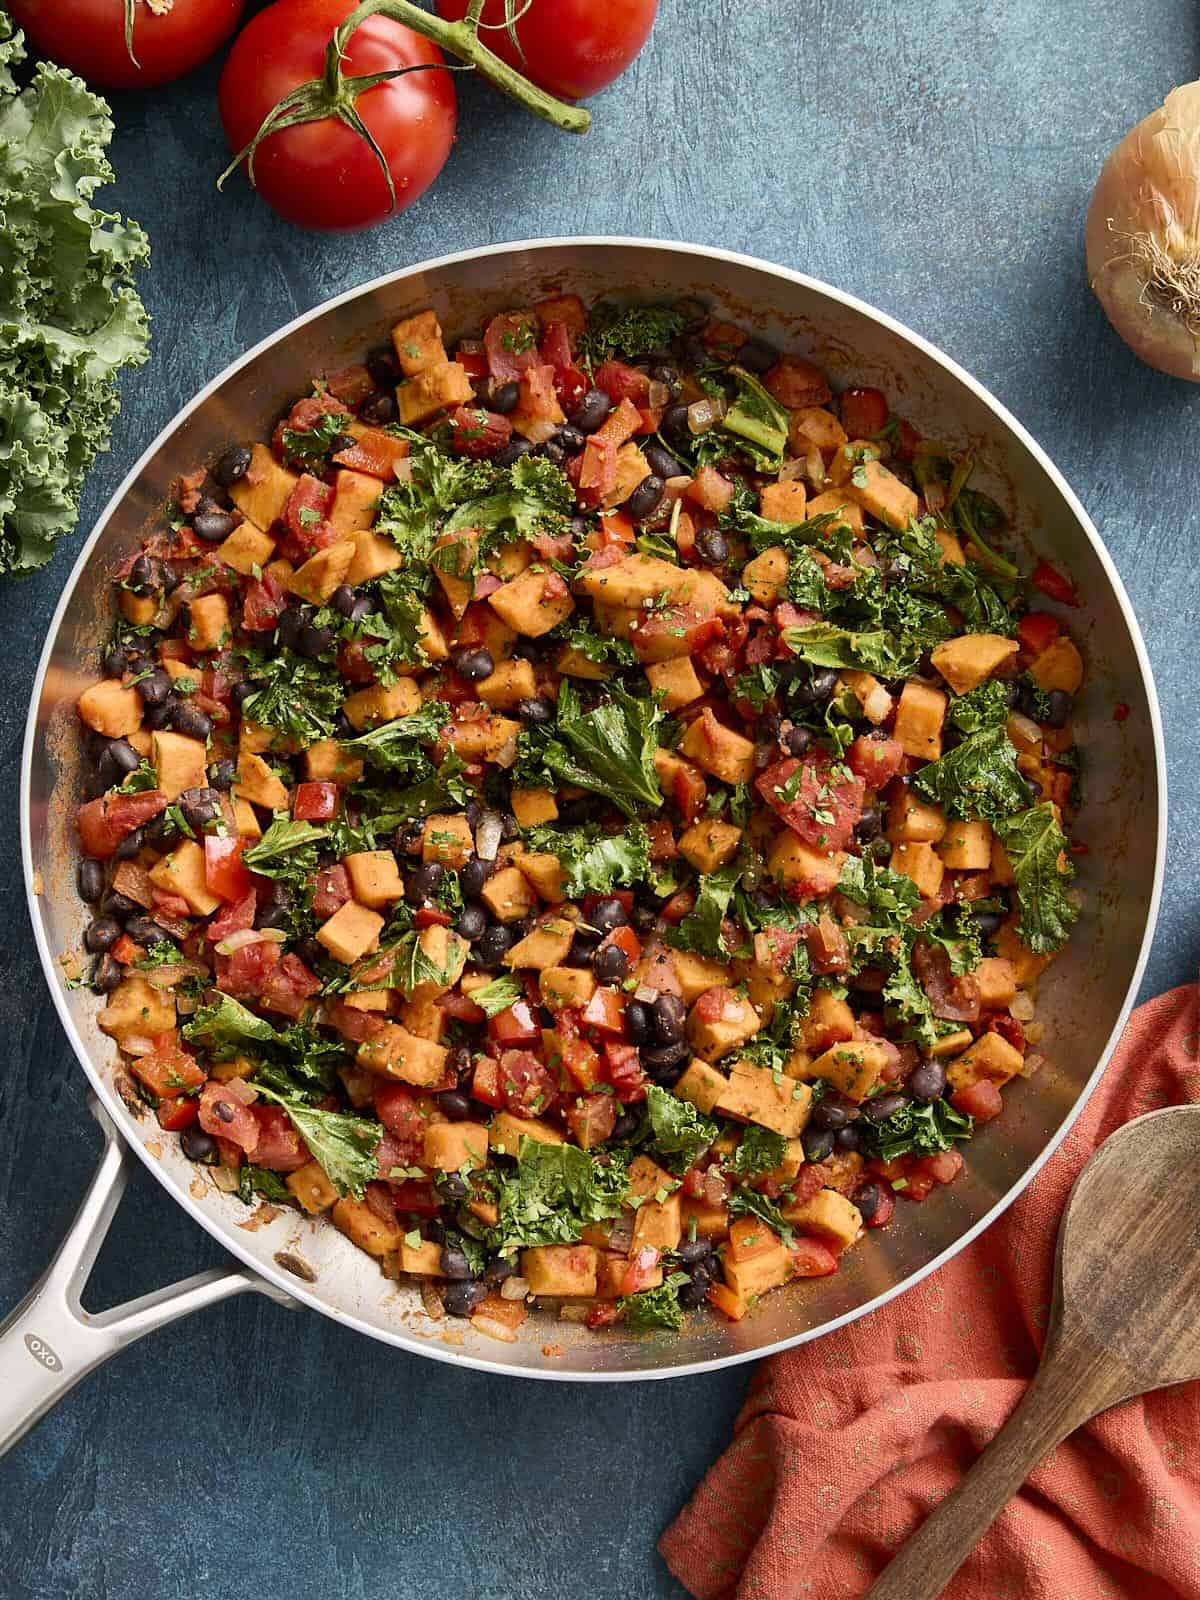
xmin=20 ymin=234 xmax=1168 ymax=1382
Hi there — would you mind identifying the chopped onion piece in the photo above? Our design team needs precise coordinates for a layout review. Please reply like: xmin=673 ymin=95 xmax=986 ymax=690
xmin=122 ymin=1034 xmax=156 ymax=1057
xmin=778 ymin=454 xmax=806 ymax=482
xmin=662 ymin=473 xmax=691 ymax=505
xmin=476 ymin=810 xmax=503 ymax=861
xmin=500 ymin=1276 xmax=529 ymax=1301
xmin=211 ymin=1165 xmax=240 ymax=1193
xmin=1006 ymin=712 xmax=1042 ymax=755
xmin=1010 ymin=991 xmax=1036 ymax=1022
xmin=215 ymin=927 xmax=286 ymax=956
xmin=143 ymin=959 xmax=209 ymax=990
xmin=1019 ymin=1051 xmax=1047 ymax=1079
xmin=558 ymin=1303 xmax=592 ymax=1323
xmin=646 ymin=379 xmax=671 ymax=408
xmin=419 ymin=1279 xmax=446 ymax=1320
xmin=633 ymin=984 xmax=659 ymax=1005
xmin=522 ymin=418 xmax=559 ymax=446
xmin=607 ymin=1215 xmax=635 ymax=1255
xmin=223 ymin=1077 xmax=258 ymax=1106
xmin=392 ymin=456 xmax=414 ymax=485
xmin=687 ymin=396 xmax=727 ymax=434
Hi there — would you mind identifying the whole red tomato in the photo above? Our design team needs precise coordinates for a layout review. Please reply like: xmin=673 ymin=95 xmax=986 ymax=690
xmin=219 ymin=0 xmax=457 ymax=232
xmin=9 ymin=0 xmax=243 ymax=89
xmin=436 ymin=0 xmax=658 ymax=99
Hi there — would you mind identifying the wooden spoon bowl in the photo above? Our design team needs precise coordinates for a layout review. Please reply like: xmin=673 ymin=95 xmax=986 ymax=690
xmin=866 ymin=1104 xmax=1200 ymax=1599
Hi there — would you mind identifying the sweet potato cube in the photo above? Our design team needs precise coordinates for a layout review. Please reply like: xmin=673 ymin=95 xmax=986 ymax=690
xmin=288 ymin=540 xmax=356 ymax=606
xmin=521 ymin=1244 xmax=598 ymax=1297
xmin=678 ymin=709 xmax=757 ymax=786
xmin=152 ymin=732 xmax=208 ymax=801
xmin=344 ymin=990 xmax=391 ymax=1013
xmin=410 ymin=925 xmax=469 ymax=1000
xmin=808 ymin=1040 xmax=890 ymax=1102
xmin=488 ymin=568 xmax=574 ymax=637
xmin=397 ymin=994 xmax=447 ymax=1041
xmin=789 ymin=406 xmax=847 ymax=453
xmin=632 ymin=1191 xmax=683 ymax=1253
xmin=781 ymin=1188 xmax=862 ymax=1252
xmin=1029 ymin=635 xmax=1084 ymax=695
xmin=805 ymin=489 xmax=865 ymax=534
xmin=396 ymin=359 xmax=473 ymax=425
xmin=149 ymin=839 xmax=220 ymax=915
xmin=488 ymin=1112 xmax=564 ymax=1157
xmin=286 ymin=1160 xmax=339 ymax=1214
xmin=78 ymin=678 xmax=142 ymax=739
xmin=839 ymin=670 xmax=893 ymax=726
xmin=228 ymin=443 xmax=299 ymax=531
xmin=446 ymin=715 xmax=522 ymax=763
xmin=799 ymin=987 xmax=856 ymax=1051
xmin=216 ymin=521 xmax=276 ymax=576
xmin=759 ymin=480 xmax=807 ymax=523
xmin=234 ymin=751 xmax=289 ymax=811
xmin=188 ymin=592 xmax=231 ymax=653
xmin=670 ymin=950 xmax=732 ymax=1005
xmin=628 ymin=1154 xmax=674 ymax=1200
xmin=397 ymin=1238 xmax=445 ymax=1276
xmin=717 ymin=1059 xmax=812 ymax=1136
xmin=722 ymin=1239 xmax=794 ymax=1301
xmin=687 ymin=993 xmax=761 ymax=1062
xmin=539 ymin=966 xmax=597 ymax=1011
xmin=674 ymin=1059 xmax=729 ymax=1115
xmin=345 ymin=528 xmax=402 ymax=584
xmin=318 ymin=901 xmax=384 ymax=965
xmin=329 ymin=469 xmax=383 ymax=534
xmin=596 ymin=1251 xmax=661 ymax=1299
xmin=893 ymin=681 xmax=947 ymax=761
xmin=476 ymin=657 xmax=537 ymax=710
xmin=945 ymin=1030 xmax=1025 ymax=1092
xmin=356 ymin=1022 xmax=447 ymax=1085
xmin=844 ymin=456 xmax=919 ymax=530
xmin=514 ymin=853 xmax=565 ymax=903
xmin=391 ymin=308 xmax=447 ymax=376
xmin=768 ymin=834 xmax=843 ymax=895
xmin=681 ymin=1196 xmax=730 ymax=1240
xmin=342 ymin=679 xmax=422 ymax=730
xmin=120 ymin=590 xmax=157 ymax=626
xmin=887 ymin=790 xmax=947 ymax=844
xmin=511 ymin=787 xmax=558 ymax=828
xmin=344 ymin=850 xmax=405 ymax=909
xmin=505 ymin=916 xmax=574 ymax=971
xmin=232 ymin=797 xmax=262 ymax=839
xmin=937 ymin=819 xmax=993 ymax=871
xmin=601 ymin=442 xmax=652 ymax=509
xmin=305 ymin=739 xmax=364 ymax=784
xmin=975 ymin=956 xmax=1018 ymax=1008
xmin=555 ymin=643 xmax=612 ymax=681
xmin=333 ymin=1197 xmax=402 ymax=1258
xmin=423 ymin=1121 xmax=489 ymax=1172
xmin=993 ymin=918 xmax=1056 ymax=986
xmin=891 ymin=840 xmax=945 ymax=898
xmin=930 ymin=633 xmax=1020 ymax=695
xmin=97 ymin=975 xmax=175 ymax=1041
xmin=645 ymin=656 xmax=704 ymax=710
xmin=481 ymin=865 xmax=538 ymax=922
xmin=927 ymin=1028 xmax=975 ymax=1059
xmin=416 ymin=812 xmax=472 ymax=870
xmin=679 ymin=819 xmax=742 ymax=874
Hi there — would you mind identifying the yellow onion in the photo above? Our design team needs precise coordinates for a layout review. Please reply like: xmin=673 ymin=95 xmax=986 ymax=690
xmin=1087 ymin=82 xmax=1200 ymax=380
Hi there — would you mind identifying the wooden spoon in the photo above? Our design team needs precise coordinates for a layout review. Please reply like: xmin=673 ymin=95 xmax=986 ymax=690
xmin=866 ymin=1103 xmax=1200 ymax=1599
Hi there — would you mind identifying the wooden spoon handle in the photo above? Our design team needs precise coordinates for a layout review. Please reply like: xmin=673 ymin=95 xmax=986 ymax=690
xmin=864 ymin=1360 xmax=1090 ymax=1600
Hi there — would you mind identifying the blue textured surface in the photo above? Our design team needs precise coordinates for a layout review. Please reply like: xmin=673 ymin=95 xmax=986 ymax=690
xmin=1 ymin=3 xmax=1198 ymax=1595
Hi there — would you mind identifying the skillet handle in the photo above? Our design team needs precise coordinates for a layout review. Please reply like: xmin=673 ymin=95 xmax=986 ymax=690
xmin=0 ymin=1096 xmax=295 ymax=1457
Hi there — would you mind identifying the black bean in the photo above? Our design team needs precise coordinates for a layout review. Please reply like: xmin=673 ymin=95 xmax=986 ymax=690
xmin=230 ymin=679 xmax=257 ymax=712
xmin=783 ymin=724 xmax=812 ymax=758
xmin=77 ymin=859 xmax=105 ymax=903
xmin=864 ymin=1092 xmax=908 ymax=1123
xmin=407 ymin=862 xmax=445 ymax=904
xmin=678 ymin=1236 xmax=714 ymax=1265
xmin=593 ymin=944 xmax=629 ymax=984
xmin=142 ymin=812 xmax=176 ymax=851
xmin=159 ymin=562 xmax=183 ymax=594
xmin=102 ymin=891 xmax=139 ymax=922
xmin=358 ymin=390 xmax=396 ymax=426
xmin=753 ymin=741 xmax=775 ymax=774
xmin=494 ymin=438 xmax=533 ymax=468
xmin=624 ymin=1000 xmax=652 ymax=1046
xmin=475 ymin=923 xmax=514 ymax=969
xmin=558 ymin=795 xmax=606 ymax=826
xmin=192 ymin=510 xmax=235 ymax=544
xmin=642 ymin=1039 xmax=689 ymax=1075
xmin=1044 ymin=689 xmax=1073 ymax=729
xmin=141 ymin=697 xmax=177 ymax=732
xmin=455 ymin=904 xmax=487 ymax=942
xmin=136 ymin=667 xmax=172 ymax=707
xmin=104 ymin=645 xmax=128 ymax=678
xmin=485 ymin=1255 xmax=518 ymax=1285
xmin=516 ymin=696 xmax=554 ymax=728
xmin=97 ymin=739 xmax=141 ymax=789
xmin=797 ymin=668 xmax=838 ymax=707
xmin=84 ymin=916 xmax=121 ymax=953
xmin=909 ymin=1060 xmax=947 ymax=1103
xmin=802 ymin=1126 xmax=836 ymax=1164
xmin=179 ymin=786 xmax=222 ymax=832
xmin=127 ymin=554 xmax=160 ymax=596
xmin=460 ymin=856 xmax=494 ymax=899
xmin=367 ymin=344 xmax=402 ymax=386
xmin=208 ymin=757 xmax=237 ymax=792
xmin=567 ymin=928 xmax=599 ymax=968
xmin=737 ymin=337 xmax=777 ymax=374
xmin=555 ymin=424 xmax=585 ymax=453
xmin=442 ymin=1280 xmax=488 ymax=1318
xmin=695 ymin=527 xmax=729 ymax=565
xmin=626 ymin=475 xmax=665 ymax=522
xmin=974 ymin=909 xmax=1004 ymax=937
xmin=644 ymin=443 xmax=685 ymax=480
xmin=661 ymin=403 xmax=692 ymax=450
xmin=855 ymin=1182 xmax=883 ymax=1222
xmin=291 ymin=937 xmax=323 ymax=971
xmin=170 ymin=701 xmax=213 ymax=741
xmin=539 ymin=439 xmax=567 ymax=467
xmin=446 ymin=1044 xmax=472 ymax=1081
xmin=631 ymin=904 xmax=659 ymax=935
xmin=329 ymin=584 xmax=356 ymax=618
xmin=649 ymin=363 xmax=682 ymax=399
xmin=855 ymin=807 xmax=882 ymax=843
xmin=811 ymin=1099 xmax=850 ymax=1132
xmin=489 ymin=380 xmax=520 ymax=415
xmin=652 ymin=992 xmax=687 ymax=1045
xmin=297 ymin=623 xmax=336 ymax=659
xmin=275 ymin=606 xmax=307 ymax=651
xmin=212 ymin=445 xmax=252 ymax=488
xmin=124 ymin=915 xmax=166 ymax=947
xmin=440 ymin=1246 xmax=474 ymax=1280
xmin=452 ymin=647 xmax=494 ymax=682
xmin=213 ymin=1100 xmax=235 ymax=1124
xmin=434 ymin=1090 xmax=473 ymax=1124
xmin=181 ymin=1126 xmax=218 ymax=1163
xmin=91 ymin=953 xmax=123 ymax=994
xmin=435 ymin=1172 xmax=470 ymax=1203
xmin=255 ymin=898 xmax=291 ymax=934
xmin=835 ymin=1126 xmax=861 ymax=1152
xmin=589 ymin=898 xmax=629 ymax=935
xmin=611 ymin=1110 xmax=640 ymax=1141
xmin=569 ymin=388 xmax=612 ymax=434
xmin=425 ymin=1220 xmax=448 ymax=1246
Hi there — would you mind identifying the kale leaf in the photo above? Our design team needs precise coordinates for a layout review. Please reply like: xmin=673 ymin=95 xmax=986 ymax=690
xmin=993 ymin=803 xmax=1079 ymax=953
xmin=470 ymin=975 xmax=524 ymax=1019
xmin=243 ymin=817 xmax=327 ymax=882
xmin=948 ymin=680 xmax=1012 ymax=735
xmin=644 ymin=1086 xmax=718 ymax=1174
xmin=341 ymin=702 xmax=449 ymax=772
xmin=530 ymin=681 xmax=664 ymax=819
xmin=719 ymin=367 xmax=790 ymax=470
xmin=663 ymin=862 xmax=742 ymax=959
xmin=621 ymin=1272 xmax=691 ymax=1332
xmin=857 ymin=1097 xmax=975 ymax=1164
xmin=525 ymin=822 xmax=650 ymax=899
xmin=254 ymin=1086 xmax=379 ymax=1199
xmin=490 ymin=1138 xmax=630 ymax=1254
xmin=912 ymin=726 xmax=1030 ymax=822
xmin=239 ymin=649 xmax=343 ymax=748
xmin=577 ymin=301 xmax=687 ymax=366
xmin=729 ymin=1125 xmax=788 ymax=1178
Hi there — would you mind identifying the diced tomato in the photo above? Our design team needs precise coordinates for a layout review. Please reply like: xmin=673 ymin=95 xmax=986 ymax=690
xmin=77 ymin=790 xmax=168 ymax=859
xmin=447 ymin=405 xmax=512 ymax=460
xmin=110 ymin=934 xmax=145 ymax=966
xmin=438 ymin=989 xmax=485 ymax=1024
xmin=454 ymin=346 xmax=489 ymax=380
xmin=916 ymin=1149 xmax=964 ymax=1186
xmin=763 ymin=356 xmax=831 ymax=409
xmin=331 ymin=427 xmax=410 ymax=481
xmin=577 ymin=435 xmax=618 ymax=504
xmin=846 ymin=734 xmax=905 ymax=791
xmin=336 ymin=638 xmax=376 ymax=685
xmin=498 ymin=1048 xmax=558 ymax=1117
xmin=203 ymin=835 xmax=254 ymax=903
xmin=666 ymin=762 xmax=706 ymax=824
xmin=250 ymin=1104 xmax=309 ymax=1172
xmin=591 ymin=510 xmax=636 ymax=551
xmin=912 ymin=942 xmax=980 ymax=1024
xmin=157 ymin=1096 xmax=200 ymax=1132
xmin=150 ymin=890 xmax=191 ymax=924
xmin=900 ymin=1171 xmax=936 ymax=1202
xmin=539 ymin=322 xmax=587 ymax=407
xmin=284 ymin=474 xmax=334 ymax=540
xmin=313 ymin=864 xmax=352 ymax=920
xmin=483 ymin=311 xmax=541 ymax=382
xmin=470 ymin=1054 xmax=503 ymax=1109
xmin=863 ymin=1186 xmax=896 ymax=1228
xmin=1113 ymin=702 xmax=1130 ymax=723
xmin=488 ymin=1000 xmax=541 ymax=1048
xmin=559 ymin=1035 xmax=603 ymax=1091
xmin=620 ymin=1245 xmax=662 ymax=1296
xmin=986 ymin=1011 xmax=1026 ymax=1054
xmin=756 ymin=926 xmax=804 ymax=972
xmin=198 ymin=1082 xmax=259 ymax=1155
xmin=1031 ymin=559 xmax=1079 ymax=607
xmin=839 ymin=387 xmax=888 ymax=439
xmin=209 ymin=890 xmax=257 ymax=943
xmin=323 ymin=362 xmax=374 ymax=406
xmin=387 ymin=1178 xmax=441 ymax=1216
xmin=293 ymin=781 xmax=339 ymax=822
xmin=594 ymin=397 xmax=642 ymax=448
xmin=565 ymin=1093 xmax=618 ymax=1150
xmin=634 ymin=405 xmax=664 ymax=435
xmin=217 ymin=937 xmax=282 ymax=1001
xmin=325 ymin=998 xmax=385 ymax=1042
xmin=587 ymin=1301 xmax=622 ymax=1329
xmin=600 ymin=923 xmax=642 ymax=964
xmin=660 ymin=889 xmax=696 ymax=925
xmin=372 ymin=1083 xmax=426 ymax=1164
xmin=260 ymin=953 xmax=321 ymax=1019
xmin=515 ymin=363 xmax=562 ymax=428
xmin=757 ymin=753 xmax=865 ymax=852
xmin=413 ymin=906 xmax=452 ymax=931
xmin=631 ymin=606 xmax=724 ymax=665
xmin=131 ymin=1035 xmax=206 ymax=1099
xmin=1017 ymin=611 xmax=1061 ymax=656
xmin=603 ymin=1041 xmax=647 ymax=1102
xmin=159 ymin=638 xmax=193 ymax=664
xmin=685 ymin=466 xmax=735 ymax=513
xmin=582 ymin=986 xmax=625 ymax=1036
xmin=895 ymin=419 xmax=922 ymax=458
xmin=790 ymin=1236 xmax=839 ymax=1277
xmin=594 ymin=359 xmax=650 ymax=406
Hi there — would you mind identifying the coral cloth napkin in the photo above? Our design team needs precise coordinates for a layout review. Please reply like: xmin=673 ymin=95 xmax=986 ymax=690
xmin=660 ymin=983 xmax=1200 ymax=1600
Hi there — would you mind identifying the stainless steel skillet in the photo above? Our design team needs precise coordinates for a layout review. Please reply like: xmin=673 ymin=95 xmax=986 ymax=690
xmin=7 ymin=237 xmax=1165 ymax=1451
